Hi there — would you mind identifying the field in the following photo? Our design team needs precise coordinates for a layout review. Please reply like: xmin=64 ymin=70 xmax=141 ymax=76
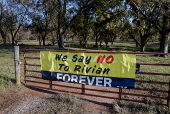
xmin=0 ymin=39 xmax=170 ymax=113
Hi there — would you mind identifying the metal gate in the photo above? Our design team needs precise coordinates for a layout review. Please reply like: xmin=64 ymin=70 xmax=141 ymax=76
xmin=24 ymin=49 xmax=170 ymax=107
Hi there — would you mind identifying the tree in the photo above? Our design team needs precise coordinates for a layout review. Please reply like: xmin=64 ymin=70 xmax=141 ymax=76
xmin=34 ymin=0 xmax=71 ymax=48
xmin=71 ymin=0 xmax=94 ymax=47
xmin=122 ymin=5 xmax=157 ymax=52
xmin=71 ymin=0 xmax=124 ymax=47
xmin=126 ymin=0 xmax=170 ymax=53
xmin=0 ymin=2 xmax=9 ymax=45
xmin=7 ymin=0 xmax=27 ymax=45
xmin=19 ymin=0 xmax=125 ymax=48
xmin=0 ymin=0 xmax=29 ymax=45
xmin=159 ymin=3 xmax=170 ymax=53
xmin=31 ymin=15 xmax=50 ymax=46
xmin=65 ymin=0 xmax=125 ymax=48
xmin=7 ymin=13 xmax=22 ymax=45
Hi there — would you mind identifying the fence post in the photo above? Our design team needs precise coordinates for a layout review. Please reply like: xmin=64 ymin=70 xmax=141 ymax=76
xmin=82 ymin=84 xmax=85 ymax=94
xmin=23 ymin=50 xmax=26 ymax=84
xmin=14 ymin=46 xmax=20 ymax=85
xmin=119 ymin=88 xmax=122 ymax=100
xmin=49 ymin=80 xmax=52 ymax=89
xmin=167 ymin=81 xmax=170 ymax=107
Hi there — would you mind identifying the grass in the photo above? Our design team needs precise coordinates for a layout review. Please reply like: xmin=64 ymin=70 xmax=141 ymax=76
xmin=0 ymin=49 xmax=15 ymax=89
xmin=45 ymin=93 xmax=82 ymax=114
xmin=0 ymin=49 xmax=25 ymax=92
xmin=0 ymin=39 xmax=170 ymax=113
xmin=112 ymin=100 xmax=170 ymax=114
xmin=0 ymin=49 xmax=25 ymax=111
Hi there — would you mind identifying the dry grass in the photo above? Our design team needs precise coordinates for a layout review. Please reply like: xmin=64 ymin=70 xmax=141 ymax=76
xmin=44 ymin=93 xmax=82 ymax=114
xmin=112 ymin=100 xmax=170 ymax=114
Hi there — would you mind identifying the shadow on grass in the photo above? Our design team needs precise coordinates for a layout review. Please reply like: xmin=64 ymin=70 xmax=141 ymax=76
xmin=65 ymin=45 xmax=141 ymax=52
xmin=26 ymin=85 xmax=112 ymax=108
xmin=0 ymin=44 xmax=59 ymax=50
xmin=80 ymin=97 xmax=112 ymax=107
xmin=0 ymin=75 xmax=16 ymax=84
xmin=26 ymin=86 xmax=58 ymax=95
xmin=0 ymin=75 xmax=25 ymax=87
xmin=1 ymin=43 xmax=169 ymax=53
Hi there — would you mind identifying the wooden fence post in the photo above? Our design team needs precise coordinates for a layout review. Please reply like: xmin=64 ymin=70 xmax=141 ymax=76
xmin=14 ymin=46 xmax=20 ymax=85
xmin=119 ymin=88 xmax=122 ymax=100
xmin=82 ymin=84 xmax=85 ymax=94
xmin=49 ymin=80 xmax=52 ymax=89
xmin=167 ymin=81 xmax=170 ymax=107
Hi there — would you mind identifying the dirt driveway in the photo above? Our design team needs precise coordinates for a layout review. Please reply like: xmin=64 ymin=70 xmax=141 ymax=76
xmin=0 ymin=85 xmax=116 ymax=114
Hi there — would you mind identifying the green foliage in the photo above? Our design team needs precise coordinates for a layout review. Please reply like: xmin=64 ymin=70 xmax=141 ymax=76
xmin=0 ymin=0 xmax=169 ymax=52
xmin=126 ymin=0 xmax=170 ymax=53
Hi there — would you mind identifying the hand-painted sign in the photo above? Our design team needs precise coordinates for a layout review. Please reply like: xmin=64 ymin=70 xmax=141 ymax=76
xmin=40 ymin=51 xmax=136 ymax=88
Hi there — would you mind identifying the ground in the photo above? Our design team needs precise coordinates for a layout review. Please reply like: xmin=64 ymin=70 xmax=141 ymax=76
xmin=0 ymin=86 xmax=115 ymax=114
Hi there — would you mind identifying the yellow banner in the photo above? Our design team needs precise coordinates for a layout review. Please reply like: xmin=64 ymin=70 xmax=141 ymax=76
xmin=40 ymin=51 xmax=136 ymax=78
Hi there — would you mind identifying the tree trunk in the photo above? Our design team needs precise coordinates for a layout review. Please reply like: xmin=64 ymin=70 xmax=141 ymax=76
xmin=80 ymin=40 xmax=82 ymax=46
xmin=57 ymin=0 xmax=64 ymax=49
xmin=42 ymin=37 xmax=46 ymax=46
xmin=159 ymin=5 xmax=170 ymax=54
xmin=136 ymin=42 xmax=138 ymax=47
xmin=12 ymin=36 xmax=15 ymax=45
xmin=10 ymin=29 xmax=15 ymax=45
xmin=105 ymin=41 xmax=108 ymax=48
xmin=159 ymin=32 xmax=169 ymax=53
xmin=95 ymin=36 xmax=98 ymax=47
xmin=58 ymin=33 xmax=64 ymax=48
xmin=140 ymin=45 xmax=145 ymax=52
xmin=0 ymin=29 xmax=6 ymax=45
xmin=57 ymin=23 xmax=64 ymax=48
xmin=38 ymin=36 xmax=42 ymax=45
xmin=82 ymin=36 xmax=87 ymax=48
xmin=99 ymin=41 xmax=102 ymax=47
xmin=159 ymin=16 xmax=169 ymax=54
xmin=95 ymin=30 xmax=98 ymax=47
